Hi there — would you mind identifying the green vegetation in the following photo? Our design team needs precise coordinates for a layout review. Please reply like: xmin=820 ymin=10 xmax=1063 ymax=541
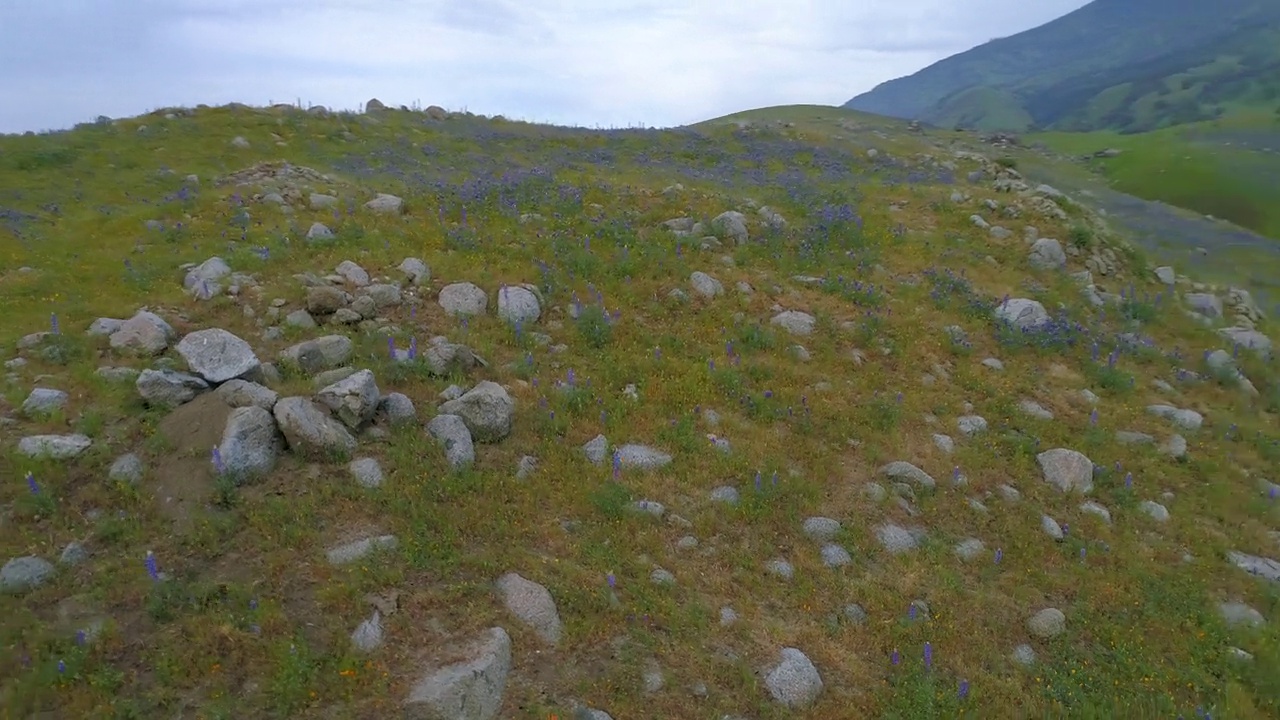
xmin=0 ymin=101 xmax=1278 ymax=719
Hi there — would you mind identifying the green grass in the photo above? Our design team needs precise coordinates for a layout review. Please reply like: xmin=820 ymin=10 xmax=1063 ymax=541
xmin=1034 ymin=112 xmax=1280 ymax=240
xmin=0 ymin=102 xmax=1278 ymax=719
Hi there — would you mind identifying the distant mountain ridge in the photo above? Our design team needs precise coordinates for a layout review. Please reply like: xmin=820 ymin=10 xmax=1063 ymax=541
xmin=844 ymin=0 xmax=1280 ymax=133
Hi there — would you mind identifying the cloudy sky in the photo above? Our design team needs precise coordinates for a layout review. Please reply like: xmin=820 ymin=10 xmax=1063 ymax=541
xmin=1 ymin=0 xmax=1089 ymax=133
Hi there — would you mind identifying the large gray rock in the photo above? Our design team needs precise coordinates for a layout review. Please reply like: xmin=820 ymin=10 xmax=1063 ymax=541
xmin=360 ymin=283 xmax=402 ymax=309
xmin=1037 ymin=448 xmax=1094 ymax=493
xmin=614 ymin=444 xmax=672 ymax=470
xmin=404 ymin=627 xmax=512 ymax=720
xmin=108 ymin=453 xmax=144 ymax=483
xmin=306 ymin=222 xmax=334 ymax=242
xmin=994 ymin=298 xmax=1050 ymax=330
xmin=176 ymin=328 xmax=260 ymax=383
xmin=771 ymin=310 xmax=815 ymax=336
xmin=364 ymin=193 xmax=404 ymax=214
xmin=764 ymin=647 xmax=823 ymax=708
xmin=349 ymin=457 xmax=384 ymax=488
xmin=1227 ymin=551 xmax=1280 ymax=583
xmin=1219 ymin=327 xmax=1272 ymax=359
xmin=327 ymin=535 xmax=398 ymax=565
xmin=878 ymin=461 xmax=936 ymax=490
xmin=421 ymin=340 xmax=488 ymax=376
xmin=496 ymin=285 xmax=541 ymax=325
xmin=1146 ymin=404 xmax=1203 ymax=431
xmin=109 ymin=311 xmax=175 ymax=355
xmin=22 ymin=388 xmax=68 ymax=417
xmin=219 ymin=406 xmax=284 ymax=483
xmin=306 ymin=285 xmax=349 ymax=315
xmin=1185 ymin=292 xmax=1223 ymax=319
xmin=378 ymin=392 xmax=417 ymax=427
xmin=17 ymin=434 xmax=87 ymax=462
xmin=689 ymin=271 xmax=723 ymax=298
xmin=335 ymin=260 xmax=370 ymax=286
xmin=876 ymin=523 xmax=919 ymax=553
xmin=272 ymin=397 xmax=357 ymax=458
xmin=183 ymin=257 xmax=231 ymax=291
xmin=438 ymin=381 xmax=514 ymax=443
xmin=711 ymin=210 xmax=749 ymax=244
xmin=1028 ymin=238 xmax=1066 ymax=270
xmin=316 ymin=369 xmax=380 ymax=429
xmin=495 ymin=572 xmax=562 ymax=646
xmin=136 ymin=369 xmax=209 ymax=408
xmin=399 ymin=257 xmax=430 ymax=285
xmin=427 ymin=414 xmax=475 ymax=469
xmin=1 ymin=556 xmax=56 ymax=594
xmin=216 ymin=379 xmax=279 ymax=409
xmin=438 ymin=282 xmax=488 ymax=317
xmin=1027 ymin=608 xmax=1066 ymax=638
xmin=280 ymin=335 xmax=353 ymax=373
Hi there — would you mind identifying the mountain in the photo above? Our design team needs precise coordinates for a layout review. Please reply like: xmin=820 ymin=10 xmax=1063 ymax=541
xmin=844 ymin=0 xmax=1280 ymax=133
xmin=2 ymin=102 xmax=1280 ymax=718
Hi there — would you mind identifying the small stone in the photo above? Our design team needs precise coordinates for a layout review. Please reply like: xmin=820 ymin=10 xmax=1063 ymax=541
xmin=1027 ymin=608 xmax=1066 ymax=638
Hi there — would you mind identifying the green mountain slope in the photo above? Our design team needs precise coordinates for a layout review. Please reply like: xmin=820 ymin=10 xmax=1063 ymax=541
xmin=2 ymin=102 xmax=1280 ymax=718
xmin=844 ymin=0 xmax=1280 ymax=132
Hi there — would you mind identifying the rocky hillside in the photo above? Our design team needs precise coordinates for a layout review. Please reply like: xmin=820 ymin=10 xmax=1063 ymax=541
xmin=1 ymin=102 xmax=1279 ymax=719
xmin=843 ymin=0 xmax=1280 ymax=133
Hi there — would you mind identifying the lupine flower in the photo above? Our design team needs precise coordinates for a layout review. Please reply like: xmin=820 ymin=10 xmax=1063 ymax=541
xmin=891 ymin=649 xmax=900 ymax=666
xmin=145 ymin=551 xmax=159 ymax=581
xmin=995 ymin=548 xmax=1003 ymax=564
xmin=26 ymin=472 xmax=38 ymax=494
xmin=1124 ymin=472 xmax=1133 ymax=489
xmin=387 ymin=337 xmax=395 ymax=357
xmin=50 ymin=313 xmax=60 ymax=334
xmin=408 ymin=337 xmax=418 ymax=360
xmin=58 ymin=659 xmax=66 ymax=674
xmin=75 ymin=630 xmax=86 ymax=646
xmin=754 ymin=471 xmax=762 ymax=491
xmin=607 ymin=573 xmax=616 ymax=589
xmin=959 ymin=679 xmax=970 ymax=700
xmin=211 ymin=445 xmax=225 ymax=474
xmin=924 ymin=642 xmax=933 ymax=669
xmin=612 ymin=451 xmax=621 ymax=479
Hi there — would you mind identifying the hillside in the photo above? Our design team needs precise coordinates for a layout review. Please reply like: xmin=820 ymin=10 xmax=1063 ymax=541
xmin=2 ymin=102 xmax=1280 ymax=719
xmin=844 ymin=0 xmax=1280 ymax=133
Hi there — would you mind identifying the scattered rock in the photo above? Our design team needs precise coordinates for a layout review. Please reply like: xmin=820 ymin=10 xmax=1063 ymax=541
xmin=764 ymin=648 xmax=823 ymax=708
xmin=1027 ymin=608 xmax=1066 ymax=638
xmin=494 ymin=572 xmax=562 ymax=646
xmin=403 ymin=627 xmax=511 ymax=720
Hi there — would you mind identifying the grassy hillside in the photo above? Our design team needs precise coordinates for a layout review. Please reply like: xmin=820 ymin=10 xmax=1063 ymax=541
xmin=2 ymin=102 xmax=1280 ymax=719
xmin=1032 ymin=111 xmax=1280 ymax=239
xmin=844 ymin=0 xmax=1280 ymax=133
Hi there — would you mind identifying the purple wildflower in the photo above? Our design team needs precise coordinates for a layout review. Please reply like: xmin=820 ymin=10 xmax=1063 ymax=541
xmin=26 ymin=472 xmax=38 ymax=494
xmin=959 ymin=679 xmax=969 ymax=700
xmin=924 ymin=642 xmax=933 ymax=669
xmin=211 ymin=445 xmax=225 ymax=474
xmin=995 ymin=548 xmax=1003 ymax=564
xmin=145 ymin=551 xmax=159 ymax=581
xmin=891 ymin=649 xmax=900 ymax=666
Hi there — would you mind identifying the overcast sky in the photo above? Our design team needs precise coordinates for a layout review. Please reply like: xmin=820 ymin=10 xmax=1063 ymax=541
xmin=1 ymin=0 xmax=1089 ymax=133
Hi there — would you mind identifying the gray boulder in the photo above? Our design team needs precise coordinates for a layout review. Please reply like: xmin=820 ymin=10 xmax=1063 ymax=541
xmin=378 ymin=392 xmax=417 ymax=427
xmin=272 ymin=397 xmax=357 ymax=458
xmin=690 ymin=271 xmax=723 ymax=298
xmin=614 ymin=444 xmax=672 ymax=470
xmin=1 ymin=556 xmax=56 ymax=594
xmin=771 ymin=310 xmax=815 ymax=335
xmin=764 ymin=647 xmax=823 ymax=708
xmin=316 ymin=369 xmax=381 ymax=429
xmin=335 ymin=260 xmax=370 ymax=286
xmin=1027 ymin=608 xmax=1066 ymax=638
xmin=22 ymin=388 xmax=68 ymax=417
xmin=109 ymin=311 xmax=175 ymax=355
xmin=1037 ymin=448 xmax=1094 ymax=493
xmin=280 ymin=335 xmax=353 ymax=373
xmin=399 ymin=257 xmax=430 ymax=285
xmin=1028 ymin=238 xmax=1066 ymax=270
xmin=711 ymin=210 xmax=749 ymax=244
xmin=495 ymin=572 xmax=562 ymax=646
xmin=994 ymin=298 xmax=1050 ymax=330
xmin=216 ymin=379 xmax=279 ymax=409
xmin=108 ymin=453 xmax=144 ymax=483
xmin=403 ymin=627 xmax=512 ymax=720
xmin=438 ymin=282 xmax=488 ymax=317
xmin=438 ymin=381 xmax=514 ymax=443
xmin=427 ymin=414 xmax=475 ymax=469
xmin=136 ymin=369 xmax=209 ymax=408
xmin=18 ymin=434 xmax=92 ymax=460
xmin=176 ymin=328 xmax=260 ymax=383
xmin=496 ymin=285 xmax=541 ymax=324
xmin=879 ymin=461 xmax=936 ymax=490
xmin=364 ymin=193 xmax=403 ymax=214
xmin=219 ymin=406 xmax=284 ymax=483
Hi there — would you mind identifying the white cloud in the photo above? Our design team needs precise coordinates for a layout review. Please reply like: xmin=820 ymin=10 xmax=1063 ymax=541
xmin=0 ymin=0 xmax=1089 ymax=133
